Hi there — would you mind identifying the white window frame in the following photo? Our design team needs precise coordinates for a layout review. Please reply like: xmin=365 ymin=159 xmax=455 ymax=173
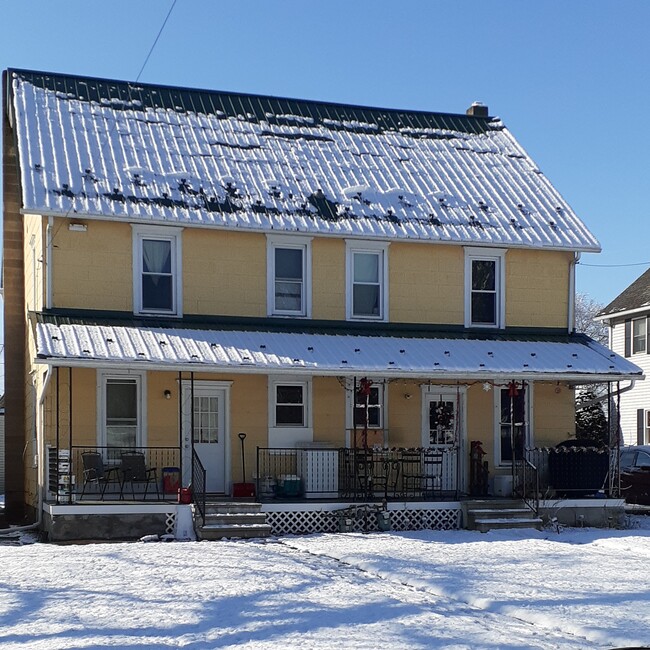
xmin=493 ymin=382 xmax=533 ymax=467
xmin=632 ymin=317 xmax=647 ymax=354
xmin=464 ymin=247 xmax=506 ymax=329
xmin=132 ymin=225 xmax=183 ymax=317
xmin=344 ymin=378 xmax=388 ymax=444
xmin=268 ymin=376 xmax=313 ymax=448
xmin=346 ymin=240 xmax=390 ymax=321
xmin=97 ymin=369 xmax=147 ymax=449
xmin=266 ymin=235 xmax=312 ymax=317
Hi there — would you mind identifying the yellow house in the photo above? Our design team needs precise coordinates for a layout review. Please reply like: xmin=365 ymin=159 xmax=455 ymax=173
xmin=2 ymin=70 xmax=641 ymax=540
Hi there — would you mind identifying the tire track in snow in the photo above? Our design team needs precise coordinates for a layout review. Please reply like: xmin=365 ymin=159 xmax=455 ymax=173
xmin=274 ymin=538 xmax=602 ymax=649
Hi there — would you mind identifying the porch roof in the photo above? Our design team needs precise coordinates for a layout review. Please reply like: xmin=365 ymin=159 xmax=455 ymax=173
xmin=33 ymin=315 xmax=643 ymax=383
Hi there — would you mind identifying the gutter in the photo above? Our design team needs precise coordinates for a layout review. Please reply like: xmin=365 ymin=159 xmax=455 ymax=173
xmin=575 ymin=379 xmax=637 ymax=411
xmin=31 ymin=355 xmax=643 ymax=384
xmin=568 ymin=252 xmax=580 ymax=332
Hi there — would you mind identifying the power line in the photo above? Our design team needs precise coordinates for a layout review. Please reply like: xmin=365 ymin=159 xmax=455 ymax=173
xmin=50 ymin=0 xmax=178 ymax=243
xmin=579 ymin=261 xmax=650 ymax=268
xmin=134 ymin=0 xmax=178 ymax=83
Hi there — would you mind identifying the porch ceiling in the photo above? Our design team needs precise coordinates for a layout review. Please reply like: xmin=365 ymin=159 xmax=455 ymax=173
xmin=33 ymin=316 xmax=643 ymax=383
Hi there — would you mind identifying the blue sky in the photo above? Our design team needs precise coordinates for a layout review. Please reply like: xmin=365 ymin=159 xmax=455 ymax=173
xmin=1 ymin=0 xmax=649 ymax=310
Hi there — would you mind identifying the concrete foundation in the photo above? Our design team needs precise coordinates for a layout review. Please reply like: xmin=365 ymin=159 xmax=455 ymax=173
xmin=538 ymin=499 xmax=626 ymax=528
xmin=43 ymin=504 xmax=178 ymax=541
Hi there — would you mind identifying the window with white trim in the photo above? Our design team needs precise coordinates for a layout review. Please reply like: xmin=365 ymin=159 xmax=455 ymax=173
xmin=267 ymin=236 xmax=311 ymax=317
xmin=268 ymin=377 xmax=313 ymax=448
xmin=465 ymin=248 xmax=505 ymax=328
xmin=133 ymin=226 xmax=182 ymax=316
xmin=495 ymin=383 xmax=530 ymax=465
xmin=353 ymin=383 xmax=384 ymax=429
xmin=346 ymin=241 xmax=389 ymax=321
xmin=98 ymin=371 xmax=145 ymax=450
xmin=632 ymin=317 xmax=647 ymax=354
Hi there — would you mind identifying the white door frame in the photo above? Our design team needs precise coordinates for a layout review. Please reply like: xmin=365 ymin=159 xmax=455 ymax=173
xmin=421 ymin=385 xmax=468 ymax=494
xmin=181 ymin=380 xmax=232 ymax=494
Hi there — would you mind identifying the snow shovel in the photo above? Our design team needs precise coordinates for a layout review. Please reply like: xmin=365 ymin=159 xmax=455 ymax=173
xmin=232 ymin=432 xmax=256 ymax=498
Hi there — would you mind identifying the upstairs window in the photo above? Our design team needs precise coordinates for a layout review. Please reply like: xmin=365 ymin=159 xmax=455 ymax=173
xmin=465 ymin=248 xmax=506 ymax=328
xmin=267 ymin=236 xmax=311 ymax=317
xmin=346 ymin=241 xmax=389 ymax=321
xmin=133 ymin=226 xmax=182 ymax=316
xmin=632 ymin=317 xmax=647 ymax=354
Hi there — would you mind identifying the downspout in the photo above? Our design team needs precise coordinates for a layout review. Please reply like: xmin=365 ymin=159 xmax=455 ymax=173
xmin=576 ymin=380 xmax=637 ymax=411
xmin=0 ymin=367 xmax=52 ymax=536
xmin=568 ymin=252 xmax=580 ymax=332
xmin=46 ymin=216 xmax=53 ymax=309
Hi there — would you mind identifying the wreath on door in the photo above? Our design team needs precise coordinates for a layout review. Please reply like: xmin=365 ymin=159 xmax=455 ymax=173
xmin=432 ymin=400 xmax=454 ymax=430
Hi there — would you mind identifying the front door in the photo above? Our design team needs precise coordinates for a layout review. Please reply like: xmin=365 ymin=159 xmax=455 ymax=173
xmin=422 ymin=387 xmax=465 ymax=492
xmin=182 ymin=383 xmax=228 ymax=493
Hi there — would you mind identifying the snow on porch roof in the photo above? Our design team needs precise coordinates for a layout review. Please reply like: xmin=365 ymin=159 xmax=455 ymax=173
xmin=9 ymin=69 xmax=600 ymax=252
xmin=33 ymin=319 xmax=642 ymax=382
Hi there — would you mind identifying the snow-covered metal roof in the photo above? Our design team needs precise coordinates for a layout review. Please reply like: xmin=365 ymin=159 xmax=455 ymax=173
xmin=10 ymin=69 xmax=600 ymax=252
xmin=34 ymin=319 xmax=641 ymax=382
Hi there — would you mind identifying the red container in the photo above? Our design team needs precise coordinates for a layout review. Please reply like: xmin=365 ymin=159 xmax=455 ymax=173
xmin=162 ymin=467 xmax=180 ymax=495
xmin=232 ymin=482 xmax=256 ymax=498
xmin=177 ymin=487 xmax=192 ymax=504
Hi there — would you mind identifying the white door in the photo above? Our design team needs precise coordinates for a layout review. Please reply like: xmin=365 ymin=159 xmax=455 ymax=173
xmin=182 ymin=384 xmax=228 ymax=493
xmin=422 ymin=387 xmax=465 ymax=492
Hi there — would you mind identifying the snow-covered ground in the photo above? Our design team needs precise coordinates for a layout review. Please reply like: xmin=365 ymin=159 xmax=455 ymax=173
xmin=1 ymin=518 xmax=649 ymax=649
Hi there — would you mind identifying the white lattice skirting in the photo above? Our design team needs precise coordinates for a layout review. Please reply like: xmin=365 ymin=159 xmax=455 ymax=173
xmin=265 ymin=506 xmax=461 ymax=536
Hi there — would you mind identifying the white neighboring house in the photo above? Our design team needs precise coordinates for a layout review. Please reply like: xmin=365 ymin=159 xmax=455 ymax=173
xmin=597 ymin=268 xmax=650 ymax=445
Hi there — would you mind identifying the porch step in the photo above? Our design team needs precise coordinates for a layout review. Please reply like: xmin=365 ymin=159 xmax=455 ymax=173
xmin=465 ymin=499 xmax=542 ymax=533
xmin=195 ymin=501 xmax=272 ymax=540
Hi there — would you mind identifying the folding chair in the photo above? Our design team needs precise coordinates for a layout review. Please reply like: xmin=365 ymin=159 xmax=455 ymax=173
xmin=119 ymin=452 xmax=160 ymax=500
xmin=80 ymin=451 xmax=120 ymax=500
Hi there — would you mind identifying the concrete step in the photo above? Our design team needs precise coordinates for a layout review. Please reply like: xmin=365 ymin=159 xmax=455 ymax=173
xmin=466 ymin=499 xmax=527 ymax=510
xmin=474 ymin=517 xmax=543 ymax=533
xmin=198 ymin=523 xmax=273 ymax=540
xmin=195 ymin=501 xmax=271 ymax=540
xmin=203 ymin=501 xmax=262 ymax=515
xmin=204 ymin=512 xmax=268 ymax=526
xmin=467 ymin=508 xmax=531 ymax=520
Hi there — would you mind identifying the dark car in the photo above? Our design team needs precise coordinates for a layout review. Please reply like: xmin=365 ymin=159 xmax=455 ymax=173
xmin=620 ymin=446 xmax=650 ymax=505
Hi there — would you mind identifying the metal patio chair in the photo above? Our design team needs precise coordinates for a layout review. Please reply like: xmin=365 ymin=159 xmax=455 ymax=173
xmin=402 ymin=449 xmax=443 ymax=497
xmin=80 ymin=451 xmax=120 ymax=500
xmin=119 ymin=451 xmax=160 ymax=500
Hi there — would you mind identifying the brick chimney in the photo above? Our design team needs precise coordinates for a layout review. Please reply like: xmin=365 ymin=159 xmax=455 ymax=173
xmin=466 ymin=102 xmax=489 ymax=118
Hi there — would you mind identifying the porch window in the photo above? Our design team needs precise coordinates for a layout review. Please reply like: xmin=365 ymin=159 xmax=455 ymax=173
xmin=193 ymin=395 xmax=220 ymax=443
xmin=275 ymin=384 xmax=306 ymax=427
xmin=497 ymin=384 xmax=528 ymax=465
xmin=354 ymin=384 xmax=384 ymax=429
xmin=104 ymin=377 xmax=140 ymax=449
xmin=346 ymin=241 xmax=389 ymax=321
xmin=133 ymin=225 xmax=182 ymax=316
xmin=267 ymin=235 xmax=311 ymax=317
xmin=464 ymin=248 xmax=505 ymax=328
xmin=428 ymin=398 xmax=456 ymax=446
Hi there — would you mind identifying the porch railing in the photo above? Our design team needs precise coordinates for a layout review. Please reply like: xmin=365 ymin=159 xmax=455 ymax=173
xmin=256 ymin=447 xmax=457 ymax=501
xmin=523 ymin=446 xmax=611 ymax=500
xmin=192 ymin=448 xmax=207 ymax=526
xmin=48 ymin=445 xmax=182 ymax=503
xmin=513 ymin=457 xmax=539 ymax=515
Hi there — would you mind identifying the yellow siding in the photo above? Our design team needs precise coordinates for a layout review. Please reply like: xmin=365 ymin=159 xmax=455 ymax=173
xmin=312 ymin=239 xmax=345 ymax=320
xmin=184 ymin=230 xmax=266 ymax=316
xmin=23 ymin=214 xmax=45 ymax=313
xmin=49 ymin=217 xmax=572 ymax=327
xmin=313 ymin=377 xmax=346 ymax=444
xmin=390 ymin=244 xmax=464 ymax=324
xmin=534 ymin=383 xmax=575 ymax=446
xmin=387 ymin=382 xmax=422 ymax=447
xmin=506 ymin=249 xmax=571 ymax=328
xmin=53 ymin=219 xmax=132 ymax=311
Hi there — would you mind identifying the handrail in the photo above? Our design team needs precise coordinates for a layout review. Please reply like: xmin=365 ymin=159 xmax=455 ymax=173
xmin=515 ymin=456 xmax=539 ymax=516
xmin=191 ymin=448 xmax=207 ymax=527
